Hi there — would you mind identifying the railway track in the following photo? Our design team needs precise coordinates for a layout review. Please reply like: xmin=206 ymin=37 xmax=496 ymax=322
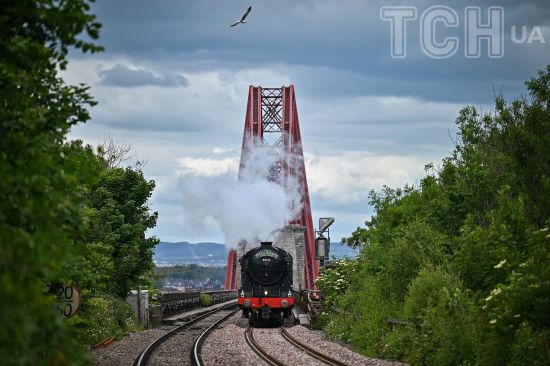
xmin=135 ymin=303 xmax=348 ymax=366
xmin=280 ymin=327 xmax=347 ymax=366
xmin=133 ymin=302 xmax=237 ymax=366
xmin=191 ymin=307 xmax=240 ymax=365
xmin=244 ymin=327 xmax=285 ymax=366
xmin=243 ymin=326 xmax=349 ymax=366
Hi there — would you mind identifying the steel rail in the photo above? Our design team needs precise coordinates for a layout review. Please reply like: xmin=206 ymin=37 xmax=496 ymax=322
xmin=244 ymin=327 xmax=286 ymax=366
xmin=132 ymin=302 xmax=237 ymax=366
xmin=280 ymin=327 xmax=348 ymax=366
xmin=191 ymin=308 xmax=239 ymax=365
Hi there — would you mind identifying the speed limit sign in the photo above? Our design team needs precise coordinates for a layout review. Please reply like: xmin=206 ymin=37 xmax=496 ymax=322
xmin=53 ymin=285 xmax=81 ymax=319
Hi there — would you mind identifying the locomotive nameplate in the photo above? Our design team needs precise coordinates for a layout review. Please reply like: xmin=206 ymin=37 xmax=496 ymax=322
xmin=254 ymin=249 xmax=279 ymax=259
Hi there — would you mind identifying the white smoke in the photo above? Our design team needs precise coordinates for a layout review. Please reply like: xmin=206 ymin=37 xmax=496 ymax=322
xmin=178 ymin=141 xmax=304 ymax=248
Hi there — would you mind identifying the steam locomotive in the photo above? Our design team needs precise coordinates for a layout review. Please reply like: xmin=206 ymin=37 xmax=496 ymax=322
xmin=238 ymin=241 xmax=294 ymax=326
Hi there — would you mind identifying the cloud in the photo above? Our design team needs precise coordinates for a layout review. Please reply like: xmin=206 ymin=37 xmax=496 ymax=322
xmin=177 ymin=157 xmax=238 ymax=176
xmin=213 ymin=147 xmax=235 ymax=154
xmin=175 ymin=150 xmax=429 ymax=205
xmin=65 ymin=0 xmax=550 ymax=243
xmin=84 ymin=0 xmax=550 ymax=104
xmin=305 ymin=152 xmax=427 ymax=203
xmin=98 ymin=63 xmax=188 ymax=87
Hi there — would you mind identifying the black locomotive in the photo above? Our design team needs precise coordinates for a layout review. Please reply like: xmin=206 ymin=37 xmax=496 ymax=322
xmin=238 ymin=241 xmax=295 ymax=326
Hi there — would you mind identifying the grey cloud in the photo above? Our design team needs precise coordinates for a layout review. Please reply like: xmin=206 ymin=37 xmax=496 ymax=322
xmin=68 ymin=0 xmax=550 ymax=242
xmin=83 ymin=0 xmax=550 ymax=104
xmin=98 ymin=64 xmax=189 ymax=87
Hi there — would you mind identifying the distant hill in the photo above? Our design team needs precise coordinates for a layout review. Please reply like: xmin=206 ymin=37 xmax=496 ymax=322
xmin=153 ymin=241 xmax=357 ymax=267
xmin=329 ymin=242 xmax=358 ymax=259
xmin=154 ymin=242 xmax=227 ymax=267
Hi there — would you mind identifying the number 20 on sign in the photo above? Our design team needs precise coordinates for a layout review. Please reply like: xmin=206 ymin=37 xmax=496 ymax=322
xmin=53 ymin=285 xmax=81 ymax=319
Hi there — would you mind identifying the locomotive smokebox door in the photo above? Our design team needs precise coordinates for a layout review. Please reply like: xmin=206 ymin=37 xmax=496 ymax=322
xmin=238 ymin=239 xmax=295 ymax=326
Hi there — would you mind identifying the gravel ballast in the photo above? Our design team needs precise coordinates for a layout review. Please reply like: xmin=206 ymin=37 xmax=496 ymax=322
xmin=286 ymin=325 xmax=407 ymax=366
xmin=253 ymin=327 xmax=322 ymax=365
xmin=201 ymin=312 xmax=408 ymax=366
xmin=92 ymin=307 xmax=237 ymax=366
xmin=93 ymin=327 xmax=174 ymax=366
xmin=201 ymin=313 xmax=267 ymax=366
xmin=148 ymin=308 xmax=236 ymax=366
xmin=93 ymin=309 xmax=407 ymax=366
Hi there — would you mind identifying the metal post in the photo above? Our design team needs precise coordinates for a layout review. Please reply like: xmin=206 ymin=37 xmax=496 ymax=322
xmin=137 ymin=283 xmax=142 ymax=324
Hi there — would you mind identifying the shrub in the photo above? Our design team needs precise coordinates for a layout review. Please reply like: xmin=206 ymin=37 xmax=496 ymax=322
xmin=321 ymin=67 xmax=550 ymax=365
xmin=401 ymin=266 xmax=475 ymax=365
xmin=68 ymin=295 xmax=142 ymax=348
xmin=200 ymin=293 xmax=212 ymax=307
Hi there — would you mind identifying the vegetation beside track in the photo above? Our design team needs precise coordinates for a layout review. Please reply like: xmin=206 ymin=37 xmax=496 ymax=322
xmin=318 ymin=67 xmax=550 ymax=366
xmin=0 ymin=1 xmax=158 ymax=363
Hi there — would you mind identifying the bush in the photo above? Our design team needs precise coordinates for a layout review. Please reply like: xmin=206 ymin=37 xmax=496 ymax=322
xmin=475 ymin=226 xmax=550 ymax=365
xmin=323 ymin=67 xmax=550 ymax=365
xmin=68 ymin=295 xmax=142 ymax=348
xmin=0 ymin=1 xmax=101 ymax=363
xmin=400 ymin=267 xmax=475 ymax=365
xmin=316 ymin=259 xmax=358 ymax=310
xmin=200 ymin=293 xmax=212 ymax=307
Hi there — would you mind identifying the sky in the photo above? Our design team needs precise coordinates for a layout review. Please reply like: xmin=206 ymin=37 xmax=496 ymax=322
xmin=63 ymin=0 xmax=550 ymax=244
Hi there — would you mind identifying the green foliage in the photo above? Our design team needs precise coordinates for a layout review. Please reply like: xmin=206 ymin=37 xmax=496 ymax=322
xmin=77 ymin=165 xmax=159 ymax=298
xmin=1 ymin=1 xmax=160 ymax=362
xmin=399 ymin=267 xmax=475 ymax=366
xmin=316 ymin=259 xmax=358 ymax=310
xmin=320 ymin=66 xmax=550 ymax=365
xmin=200 ymin=293 xmax=212 ymax=307
xmin=475 ymin=226 xmax=550 ymax=365
xmin=62 ymin=141 xmax=159 ymax=349
xmin=0 ymin=0 xmax=102 ymax=364
xmin=68 ymin=295 xmax=142 ymax=348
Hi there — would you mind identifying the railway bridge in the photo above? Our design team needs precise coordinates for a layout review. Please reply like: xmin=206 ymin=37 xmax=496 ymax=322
xmin=224 ymin=85 xmax=318 ymax=292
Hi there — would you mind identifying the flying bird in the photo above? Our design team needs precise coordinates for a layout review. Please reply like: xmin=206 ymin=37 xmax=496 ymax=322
xmin=230 ymin=6 xmax=252 ymax=27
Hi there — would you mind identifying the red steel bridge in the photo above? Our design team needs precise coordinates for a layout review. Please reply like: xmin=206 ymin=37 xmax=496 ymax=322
xmin=224 ymin=85 xmax=318 ymax=291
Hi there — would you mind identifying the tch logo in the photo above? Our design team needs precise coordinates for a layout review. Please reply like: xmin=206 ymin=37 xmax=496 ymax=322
xmin=380 ymin=5 xmax=546 ymax=59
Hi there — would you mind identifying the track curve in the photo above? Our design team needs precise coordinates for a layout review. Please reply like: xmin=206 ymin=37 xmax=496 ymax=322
xmin=133 ymin=302 xmax=237 ymax=366
xmin=191 ymin=308 xmax=239 ymax=365
xmin=280 ymin=327 xmax=348 ymax=366
xmin=244 ymin=327 xmax=286 ymax=366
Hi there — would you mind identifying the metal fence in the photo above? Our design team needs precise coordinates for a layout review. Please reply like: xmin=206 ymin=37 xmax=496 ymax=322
xmin=159 ymin=290 xmax=237 ymax=316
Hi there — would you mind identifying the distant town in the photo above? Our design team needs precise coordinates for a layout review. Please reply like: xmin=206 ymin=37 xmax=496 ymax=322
xmin=153 ymin=241 xmax=357 ymax=292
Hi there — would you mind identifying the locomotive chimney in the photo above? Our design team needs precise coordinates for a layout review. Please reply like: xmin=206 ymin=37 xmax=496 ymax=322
xmin=260 ymin=241 xmax=273 ymax=246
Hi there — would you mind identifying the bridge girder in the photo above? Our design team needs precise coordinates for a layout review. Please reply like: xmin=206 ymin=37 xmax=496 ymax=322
xmin=225 ymin=85 xmax=318 ymax=290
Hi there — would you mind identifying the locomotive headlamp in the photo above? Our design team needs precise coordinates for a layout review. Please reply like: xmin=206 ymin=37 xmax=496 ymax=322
xmin=264 ymin=290 xmax=268 ymax=296
xmin=243 ymin=299 xmax=251 ymax=308
xmin=281 ymin=299 xmax=289 ymax=308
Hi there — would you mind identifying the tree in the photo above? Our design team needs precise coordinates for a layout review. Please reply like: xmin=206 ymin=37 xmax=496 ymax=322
xmin=80 ymin=164 xmax=159 ymax=298
xmin=0 ymin=1 xmax=102 ymax=363
xmin=61 ymin=141 xmax=159 ymax=348
xmin=323 ymin=66 xmax=550 ymax=365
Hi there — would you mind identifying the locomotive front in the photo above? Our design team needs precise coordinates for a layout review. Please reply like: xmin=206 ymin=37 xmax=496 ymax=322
xmin=238 ymin=241 xmax=294 ymax=326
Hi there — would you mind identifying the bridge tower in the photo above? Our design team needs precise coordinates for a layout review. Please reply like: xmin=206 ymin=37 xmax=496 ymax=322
xmin=224 ymin=85 xmax=318 ymax=291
